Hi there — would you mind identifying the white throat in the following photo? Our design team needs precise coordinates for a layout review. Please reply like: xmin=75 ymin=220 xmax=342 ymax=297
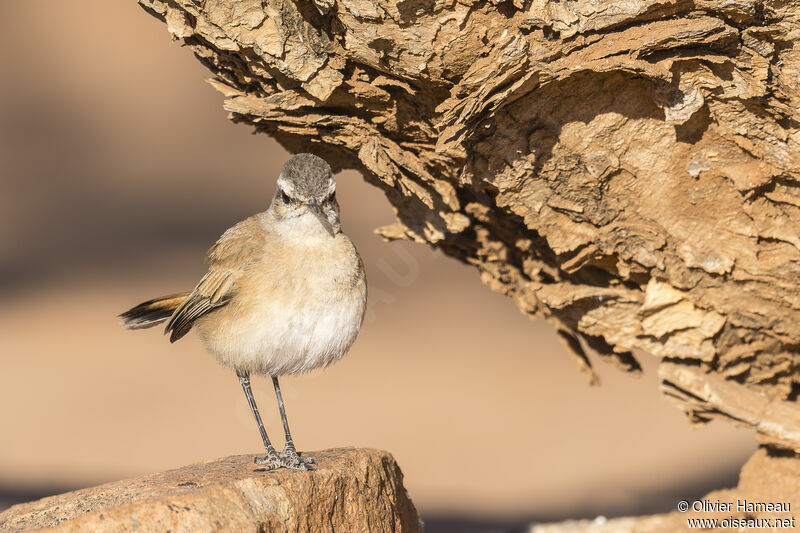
xmin=267 ymin=210 xmax=336 ymax=241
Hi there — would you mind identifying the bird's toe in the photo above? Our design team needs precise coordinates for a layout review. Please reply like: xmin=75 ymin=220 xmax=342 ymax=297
xmin=254 ymin=453 xmax=283 ymax=471
xmin=279 ymin=448 xmax=316 ymax=470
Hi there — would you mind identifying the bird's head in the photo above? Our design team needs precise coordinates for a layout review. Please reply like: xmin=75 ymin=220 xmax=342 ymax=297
xmin=272 ymin=153 xmax=340 ymax=236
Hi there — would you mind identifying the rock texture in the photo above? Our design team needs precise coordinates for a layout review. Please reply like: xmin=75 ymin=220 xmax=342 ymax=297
xmin=530 ymin=447 xmax=800 ymax=532
xmin=136 ymin=0 xmax=800 ymax=451
xmin=0 ymin=448 xmax=421 ymax=532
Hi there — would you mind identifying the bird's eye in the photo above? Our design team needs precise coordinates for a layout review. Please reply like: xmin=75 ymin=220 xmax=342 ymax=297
xmin=280 ymin=190 xmax=291 ymax=203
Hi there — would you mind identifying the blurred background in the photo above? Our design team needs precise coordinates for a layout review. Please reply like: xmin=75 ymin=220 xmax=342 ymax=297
xmin=0 ymin=1 xmax=756 ymax=531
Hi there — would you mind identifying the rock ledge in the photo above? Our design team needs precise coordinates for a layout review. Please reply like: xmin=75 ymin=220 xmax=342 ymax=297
xmin=0 ymin=448 xmax=421 ymax=532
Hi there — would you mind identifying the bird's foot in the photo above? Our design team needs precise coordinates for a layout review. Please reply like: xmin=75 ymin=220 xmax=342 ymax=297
xmin=278 ymin=446 xmax=316 ymax=470
xmin=254 ymin=450 xmax=283 ymax=471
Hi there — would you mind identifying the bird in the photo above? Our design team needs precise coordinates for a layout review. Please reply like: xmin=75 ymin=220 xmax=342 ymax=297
xmin=120 ymin=153 xmax=367 ymax=470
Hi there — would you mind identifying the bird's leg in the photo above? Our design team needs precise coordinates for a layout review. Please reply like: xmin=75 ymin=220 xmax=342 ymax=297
xmin=237 ymin=372 xmax=281 ymax=470
xmin=273 ymin=376 xmax=315 ymax=469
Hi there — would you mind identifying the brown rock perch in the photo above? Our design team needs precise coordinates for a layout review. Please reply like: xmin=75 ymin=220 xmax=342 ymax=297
xmin=0 ymin=448 xmax=421 ymax=533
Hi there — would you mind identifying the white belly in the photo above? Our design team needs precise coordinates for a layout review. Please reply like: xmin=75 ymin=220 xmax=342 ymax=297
xmin=214 ymin=288 xmax=365 ymax=375
xmin=195 ymin=233 xmax=367 ymax=376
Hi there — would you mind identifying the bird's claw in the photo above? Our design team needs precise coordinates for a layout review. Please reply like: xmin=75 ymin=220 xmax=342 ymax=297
xmin=254 ymin=451 xmax=283 ymax=471
xmin=279 ymin=447 xmax=316 ymax=470
xmin=254 ymin=448 xmax=315 ymax=471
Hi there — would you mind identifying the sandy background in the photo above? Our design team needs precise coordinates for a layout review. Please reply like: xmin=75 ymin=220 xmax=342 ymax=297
xmin=0 ymin=1 xmax=756 ymax=529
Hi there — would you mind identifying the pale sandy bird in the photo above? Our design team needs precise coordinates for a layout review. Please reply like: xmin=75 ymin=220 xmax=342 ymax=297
xmin=120 ymin=153 xmax=367 ymax=470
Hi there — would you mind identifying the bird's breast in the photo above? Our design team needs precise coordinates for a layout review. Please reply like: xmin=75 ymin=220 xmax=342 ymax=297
xmin=196 ymin=233 xmax=366 ymax=375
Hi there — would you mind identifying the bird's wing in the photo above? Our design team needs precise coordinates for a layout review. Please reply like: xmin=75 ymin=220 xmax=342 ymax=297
xmin=165 ymin=214 xmax=266 ymax=342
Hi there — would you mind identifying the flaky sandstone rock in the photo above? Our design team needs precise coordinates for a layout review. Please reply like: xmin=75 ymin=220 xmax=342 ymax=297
xmin=137 ymin=0 xmax=800 ymax=451
xmin=0 ymin=448 xmax=421 ymax=532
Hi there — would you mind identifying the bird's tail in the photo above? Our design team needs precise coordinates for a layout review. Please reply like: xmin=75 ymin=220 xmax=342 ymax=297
xmin=120 ymin=293 xmax=190 ymax=330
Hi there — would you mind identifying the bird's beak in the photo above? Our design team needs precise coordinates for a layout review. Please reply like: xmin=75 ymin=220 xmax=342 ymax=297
xmin=308 ymin=202 xmax=335 ymax=236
